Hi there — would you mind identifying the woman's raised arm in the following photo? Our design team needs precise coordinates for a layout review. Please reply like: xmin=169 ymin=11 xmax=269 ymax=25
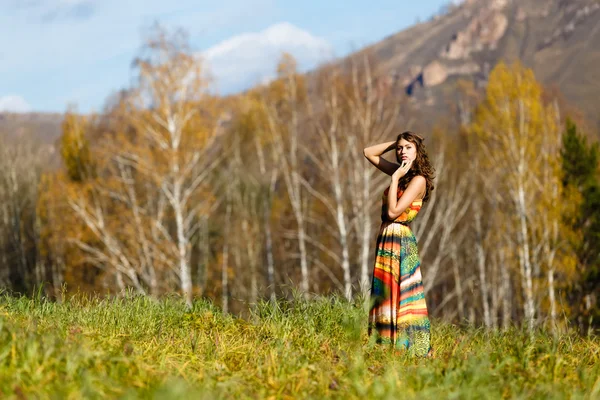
xmin=363 ymin=140 xmax=400 ymax=176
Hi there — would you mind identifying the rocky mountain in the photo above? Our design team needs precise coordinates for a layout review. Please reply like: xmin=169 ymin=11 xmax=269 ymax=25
xmin=362 ymin=0 xmax=600 ymax=130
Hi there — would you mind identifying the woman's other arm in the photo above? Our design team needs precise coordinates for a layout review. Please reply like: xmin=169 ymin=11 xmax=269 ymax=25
xmin=363 ymin=141 xmax=400 ymax=176
xmin=386 ymin=175 xmax=426 ymax=220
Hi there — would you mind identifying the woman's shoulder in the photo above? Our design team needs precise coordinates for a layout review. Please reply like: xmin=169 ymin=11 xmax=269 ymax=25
xmin=409 ymin=175 xmax=426 ymax=185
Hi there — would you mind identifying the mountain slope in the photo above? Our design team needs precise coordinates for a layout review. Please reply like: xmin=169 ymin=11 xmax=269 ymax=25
xmin=0 ymin=112 xmax=62 ymax=146
xmin=360 ymin=0 xmax=600 ymax=129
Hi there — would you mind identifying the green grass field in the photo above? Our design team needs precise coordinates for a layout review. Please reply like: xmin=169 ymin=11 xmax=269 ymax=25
xmin=0 ymin=290 xmax=598 ymax=399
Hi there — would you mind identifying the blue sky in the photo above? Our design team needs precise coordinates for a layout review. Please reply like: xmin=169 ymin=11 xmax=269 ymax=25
xmin=1 ymin=0 xmax=453 ymax=113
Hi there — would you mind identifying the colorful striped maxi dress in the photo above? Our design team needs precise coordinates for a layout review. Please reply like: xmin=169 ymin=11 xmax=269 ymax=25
xmin=368 ymin=187 xmax=431 ymax=357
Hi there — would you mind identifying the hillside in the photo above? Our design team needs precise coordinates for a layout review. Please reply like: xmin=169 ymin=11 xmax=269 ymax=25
xmin=0 ymin=112 xmax=62 ymax=146
xmin=360 ymin=0 xmax=600 ymax=130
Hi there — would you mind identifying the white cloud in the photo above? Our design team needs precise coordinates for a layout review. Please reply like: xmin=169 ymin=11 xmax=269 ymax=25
xmin=202 ymin=22 xmax=334 ymax=94
xmin=0 ymin=95 xmax=32 ymax=113
xmin=4 ymin=7 xmax=329 ymax=112
xmin=0 ymin=0 xmax=276 ymax=112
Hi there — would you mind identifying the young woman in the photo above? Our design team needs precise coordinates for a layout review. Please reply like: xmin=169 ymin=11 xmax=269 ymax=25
xmin=363 ymin=131 xmax=435 ymax=357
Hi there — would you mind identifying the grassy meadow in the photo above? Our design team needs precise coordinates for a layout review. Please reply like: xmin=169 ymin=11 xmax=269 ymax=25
xmin=0 ymin=290 xmax=598 ymax=399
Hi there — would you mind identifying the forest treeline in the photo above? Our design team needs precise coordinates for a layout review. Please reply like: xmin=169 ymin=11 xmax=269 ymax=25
xmin=0 ymin=28 xmax=598 ymax=334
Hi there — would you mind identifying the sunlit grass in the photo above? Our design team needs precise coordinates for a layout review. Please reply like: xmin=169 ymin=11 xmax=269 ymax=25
xmin=0 ymin=289 xmax=598 ymax=399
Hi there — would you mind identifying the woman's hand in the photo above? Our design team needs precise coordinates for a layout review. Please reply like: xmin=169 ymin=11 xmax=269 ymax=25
xmin=392 ymin=160 xmax=412 ymax=180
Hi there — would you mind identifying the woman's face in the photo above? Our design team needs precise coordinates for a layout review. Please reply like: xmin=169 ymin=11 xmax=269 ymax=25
xmin=396 ymin=138 xmax=417 ymax=164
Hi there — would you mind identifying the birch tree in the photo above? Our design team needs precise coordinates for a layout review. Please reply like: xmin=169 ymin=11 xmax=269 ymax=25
xmin=126 ymin=28 xmax=223 ymax=307
xmin=261 ymin=53 xmax=311 ymax=297
xmin=343 ymin=53 xmax=404 ymax=295
xmin=303 ymin=66 xmax=354 ymax=300
xmin=0 ymin=138 xmax=46 ymax=293
xmin=470 ymin=62 xmax=567 ymax=331
xmin=230 ymin=95 xmax=279 ymax=302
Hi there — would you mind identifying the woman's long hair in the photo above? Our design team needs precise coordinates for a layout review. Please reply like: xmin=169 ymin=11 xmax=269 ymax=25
xmin=395 ymin=131 xmax=435 ymax=202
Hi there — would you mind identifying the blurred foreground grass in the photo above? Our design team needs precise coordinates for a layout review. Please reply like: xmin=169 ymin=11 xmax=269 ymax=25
xmin=0 ymin=290 xmax=598 ymax=399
